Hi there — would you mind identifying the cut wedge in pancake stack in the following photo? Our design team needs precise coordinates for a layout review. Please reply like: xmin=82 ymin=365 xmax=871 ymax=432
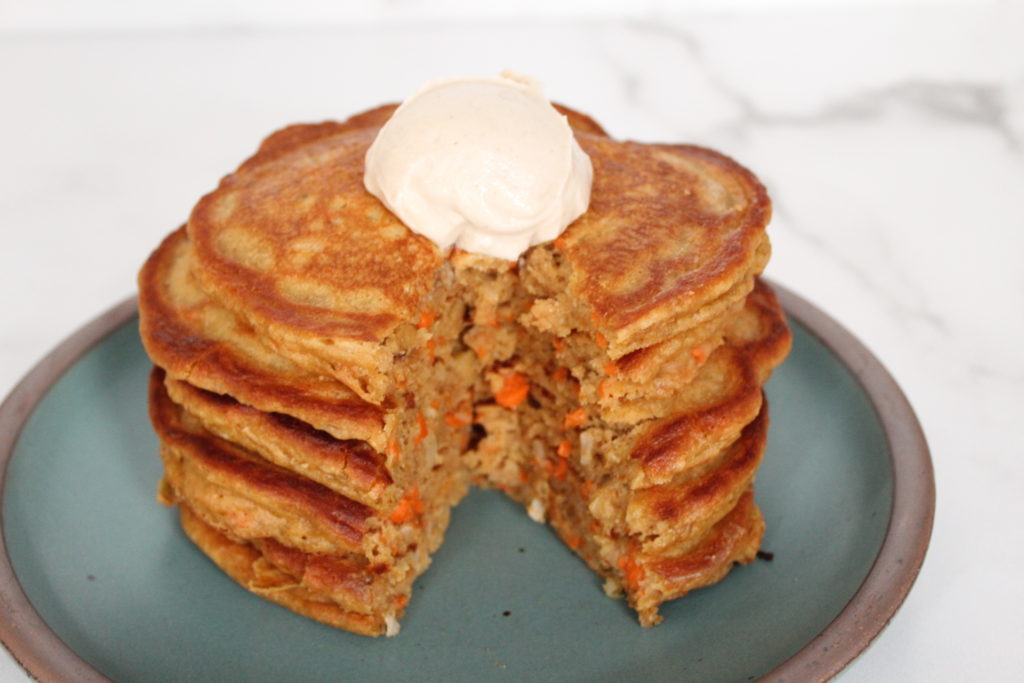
xmin=138 ymin=102 xmax=790 ymax=635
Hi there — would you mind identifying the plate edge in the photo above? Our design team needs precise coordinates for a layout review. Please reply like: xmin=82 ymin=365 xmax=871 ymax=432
xmin=761 ymin=283 xmax=936 ymax=682
xmin=0 ymin=296 xmax=137 ymax=683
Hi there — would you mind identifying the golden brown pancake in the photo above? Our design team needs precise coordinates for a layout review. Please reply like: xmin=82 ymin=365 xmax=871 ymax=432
xmin=184 ymin=105 xmax=771 ymax=403
xmin=178 ymin=503 xmax=390 ymax=636
xmin=138 ymin=227 xmax=389 ymax=451
xmin=618 ymin=279 xmax=791 ymax=486
xmin=163 ymin=375 xmax=393 ymax=505
xmin=150 ymin=369 xmax=374 ymax=557
xmin=633 ymin=488 xmax=764 ymax=626
xmin=627 ymin=405 xmax=768 ymax=555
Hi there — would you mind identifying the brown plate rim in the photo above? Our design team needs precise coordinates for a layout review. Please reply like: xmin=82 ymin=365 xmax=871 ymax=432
xmin=764 ymin=282 xmax=935 ymax=682
xmin=0 ymin=283 xmax=934 ymax=682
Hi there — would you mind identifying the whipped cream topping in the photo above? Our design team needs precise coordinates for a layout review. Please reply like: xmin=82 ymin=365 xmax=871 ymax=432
xmin=363 ymin=72 xmax=593 ymax=261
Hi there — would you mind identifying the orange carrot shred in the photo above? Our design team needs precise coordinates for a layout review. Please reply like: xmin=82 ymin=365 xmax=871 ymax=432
xmin=595 ymin=332 xmax=608 ymax=348
xmin=387 ymin=439 xmax=400 ymax=460
xmin=580 ymin=480 xmax=593 ymax=499
xmin=425 ymin=338 xmax=436 ymax=362
xmin=554 ymin=236 xmax=567 ymax=249
xmin=395 ymin=594 xmax=409 ymax=608
xmin=389 ymin=486 xmax=423 ymax=524
xmin=691 ymin=347 xmax=706 ymax=363
xmin=553 ymin=367 xmax=569 ymax=382
xmin=410 ymin=486 xmax=425 ymax=514
xmin=564 ymin=408 xmax=587 ymax=429
xmin=598 ymin=379 xmax=610 ymax=399
xmin=417 ymin=310 xmax=435 ymax=329
xmin=389 ymin=498 xmax=412 ymax=524
xmin=415 ymin=411 xmax=428 ymax=445
xmin=518 ymin=468 xmax=529 ymax=483
xmin=567 ymin=535 xmax=584 ymax=550
xmin=617 ymin=553 xmax=645 ymax=591
xmin=495 ymin=372 xmax=530 ymax=409
xmin=444 ymin=411 xmax=469 ymax=428
xmin=603 ymin=362 xmax=619 ymax=376
xmin=554 ymin=457 xmax=568 ymax=481
xmin=557 ymin=439 xmax=571 ymax=458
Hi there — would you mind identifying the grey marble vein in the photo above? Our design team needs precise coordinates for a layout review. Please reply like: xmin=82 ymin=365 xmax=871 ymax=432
xmin=623 ymin=20 xmax=1023 ymax=152
xmin=771 ymin=197 xmax=950 ymax=334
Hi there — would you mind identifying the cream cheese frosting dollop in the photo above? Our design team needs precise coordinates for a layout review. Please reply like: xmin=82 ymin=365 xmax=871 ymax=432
xmin=363 ymin=72 xmax=593 ymax=261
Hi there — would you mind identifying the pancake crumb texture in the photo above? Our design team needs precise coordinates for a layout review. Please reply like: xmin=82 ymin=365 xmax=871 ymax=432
xmin=138 ymin=103 xmax=790 ymax=635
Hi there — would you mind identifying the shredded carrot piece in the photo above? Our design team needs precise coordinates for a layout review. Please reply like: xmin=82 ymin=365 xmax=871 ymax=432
xmin=552 ymin=337 xmax=566 ymax=353
xmin=552 ymin=367 xmax=569 ymax=382
xmin=554 ymin=236 xmax=567 ymax=250
xmin=595 ymin=332 xmax=608 ymax=348
xmin=580 ymin=480 xmax=593 ymax=499
xmin=691 ymin=347 xmax=706 ymax=363
xmin=564 ymin=408 xmax=587 ymax=429
xmin=495 ymin=372 xmax=530 ymax=409
xmin=557 ymin=439 xmax=571 ymax=458
xmin=395 ymin=594 xmax=409 ymax=609
xmin=553 ymin=457 xmax=568 ymax=481
xmin=566 ymin=535 xmax=584 ymax=550
xmin=603 ymin=362 xmax=619 ymax=376
xmin=417 ymin=309 xmax=436 ymax=329
xmin=410 ymin=486 xmax=425 ymax=514
xmin=425 ymin=338 xmax=436 ymax=362
xmin=389 ymin=497 xmax=412 ymax=524
xmin=598 ymin=379 xmax=610 ymax=399
xmin=617 ymin=553 xmax=645 ymax=591
xmin=444 ymin=410 xmax=470 ymax=428
xmin=415 ymin=411 xmax=428 ymax=445
xmin=389 ymin=486 xmax=424 ymax=524
xmin=518 ymin=468 xmax=529 ymax=484
xmin=387 ymin=439 xmax=400 ymax=460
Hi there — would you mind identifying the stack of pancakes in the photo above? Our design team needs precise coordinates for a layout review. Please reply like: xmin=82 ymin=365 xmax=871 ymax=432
xmin=138 ymin=104 xmax=790 ymax=635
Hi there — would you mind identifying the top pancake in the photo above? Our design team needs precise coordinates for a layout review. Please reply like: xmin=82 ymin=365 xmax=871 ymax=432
xmin=186 ymin=105 xmax=771 ymax=403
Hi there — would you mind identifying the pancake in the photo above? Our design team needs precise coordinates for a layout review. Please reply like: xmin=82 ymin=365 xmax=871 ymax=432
xmin=151 ymin=369 xmax=468 ymax=637
xmin=178 ymin=503 xmax=391 ymax=636
xmin=139 ymin=101 xmax=789 ymax=634
xmin=164 ymin=376 xmax=393 ymax=505
xmin=470 ymin=279 xmax=790 ymax=496
xmin=633 ymin=488 xmax=765 ymax=626
xmin=184 ymin=107 xmax=771 ymax=404
xmin=139 ymin=227 xmax=388 ymax=450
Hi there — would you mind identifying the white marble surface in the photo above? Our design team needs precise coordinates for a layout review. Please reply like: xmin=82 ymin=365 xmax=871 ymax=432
xmin=1 ymin=3 xmax=1022 ymax=680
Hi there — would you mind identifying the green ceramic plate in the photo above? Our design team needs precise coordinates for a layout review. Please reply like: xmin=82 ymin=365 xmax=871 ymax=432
xmin=0 ymin=284 xmax=933 ymax=682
